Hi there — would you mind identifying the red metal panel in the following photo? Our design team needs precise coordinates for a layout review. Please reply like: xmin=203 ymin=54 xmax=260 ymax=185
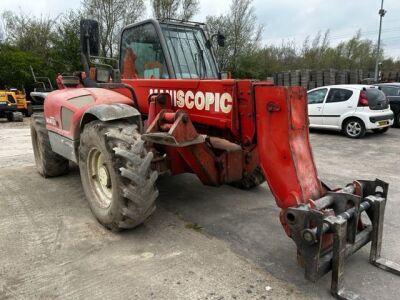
xmin=254 ymin=85 xmax=325 ymax=210
xmin=122 ymin=78 xmax=240 ymax=136
xmin=44 ymin=88 xmax=133 ymax=140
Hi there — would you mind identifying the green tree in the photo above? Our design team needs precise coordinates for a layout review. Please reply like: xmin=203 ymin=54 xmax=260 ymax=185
xmin=51 ymin=11 xmax=82 ymax=73
xmin=82 ymin=0 xmax=146 ymax=58
xmin=151 ymin=0 xmax=199 ymax=21
xmin=207 ymin=0 xmax=262 ymax=77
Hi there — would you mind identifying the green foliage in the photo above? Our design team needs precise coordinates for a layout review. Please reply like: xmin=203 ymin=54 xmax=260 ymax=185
xmin=0 ymin=10 xmax=81 ymax=89
xmin=82 ymin=0 xmax=145 ymax=58
xmin=206 ymin=0 xmax=262 ymax=77
xmin=0 ymin=44 xmax=45 ymax=88
xmin=51 ymin=11 xmax=82 ymax=73
xmin=151 ymin=0 xmax=199 ymax=21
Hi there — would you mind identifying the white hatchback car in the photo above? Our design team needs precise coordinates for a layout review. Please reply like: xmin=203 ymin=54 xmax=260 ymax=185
xmin=307 ymin=85 xmax=394 ymax=138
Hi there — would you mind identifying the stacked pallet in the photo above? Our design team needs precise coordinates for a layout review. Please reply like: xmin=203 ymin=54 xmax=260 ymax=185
xmin=336 ymin=71 xmax=347 ymax=84
xmin=316 ymin=71 xmax=324 ymax=87
xmin=277 ymin=73 xmax=284 ymax=86
xmin=349 ymin=70 xmax=359 ymax=84
xmin=301 ymin=70 xmax=310 ymax=89
xmin=358 ymin=70 xmax=363 ymax=83
xmin=290 ymin=70 xmax=301 ymax=86
xmin=323 ymin=69 xmax=336 ymax=85
xmin=283 ymin=72 xmax=291 ymax=86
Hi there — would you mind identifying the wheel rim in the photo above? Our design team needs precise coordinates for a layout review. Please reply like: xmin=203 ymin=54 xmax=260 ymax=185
xmin=87 ymin=147 xmax=113 ymax=208
xmin=346 ymin=121 xmax=362 ymax=137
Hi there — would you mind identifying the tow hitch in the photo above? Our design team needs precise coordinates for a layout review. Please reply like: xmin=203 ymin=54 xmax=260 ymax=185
xmin=286 ymin=179 xmax=400 ymax=299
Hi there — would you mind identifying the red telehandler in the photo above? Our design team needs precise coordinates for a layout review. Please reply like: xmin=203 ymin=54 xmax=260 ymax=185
xmin=30 ymin=19 xmax=399 ymax=299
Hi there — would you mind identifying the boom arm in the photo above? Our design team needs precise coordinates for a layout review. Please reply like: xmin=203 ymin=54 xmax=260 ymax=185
xmin=254 ymin=85 xmax=325 ymax=211
xmin=254 ymin=85 xmax=400 ymax=299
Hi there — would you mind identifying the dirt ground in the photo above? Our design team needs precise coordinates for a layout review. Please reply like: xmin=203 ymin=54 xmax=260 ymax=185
xmin=0 ymin=118 xmax=304 ymax=299
xmin=1 ymin=117 xmax=400 ymax=299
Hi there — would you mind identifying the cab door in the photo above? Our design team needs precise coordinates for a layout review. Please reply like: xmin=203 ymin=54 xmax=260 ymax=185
xmin=307 ymin=88 xmax=328 ymax=126
xmin=322 ymin=88 xmax=355 ymax=128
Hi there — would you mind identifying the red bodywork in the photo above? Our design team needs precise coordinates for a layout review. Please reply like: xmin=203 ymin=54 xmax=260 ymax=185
xmin=44 ymin=77 xmax=325 ymax=232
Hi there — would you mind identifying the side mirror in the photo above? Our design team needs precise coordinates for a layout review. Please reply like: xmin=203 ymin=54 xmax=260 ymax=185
xmin=80 ymin=19 xmax=100 ymax=57
xmin=217 ymin=32 xmax=226 ymax=47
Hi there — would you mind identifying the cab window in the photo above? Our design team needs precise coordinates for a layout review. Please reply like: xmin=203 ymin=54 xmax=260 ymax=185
xmin=308 ymin=88 xmax=328 ymax=104
xmin=326 ymin=88 xmax=353 ymax=103
xmin=121 ymin=23 xmax=169 ymax=79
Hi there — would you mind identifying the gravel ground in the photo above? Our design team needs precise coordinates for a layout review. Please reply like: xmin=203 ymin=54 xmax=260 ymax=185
xmin=0 ymin=118 xmax=305 ymax=300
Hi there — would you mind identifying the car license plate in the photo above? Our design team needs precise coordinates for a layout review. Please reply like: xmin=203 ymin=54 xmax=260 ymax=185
xmin=378 ymin=120 xmax=389 ymax=126
xmin=0 ymin=101 xmax=7 ymax=105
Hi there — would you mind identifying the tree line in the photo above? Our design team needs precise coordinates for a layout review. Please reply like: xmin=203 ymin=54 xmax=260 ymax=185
xmin=0 ymin=0 xmax=399 ymax=89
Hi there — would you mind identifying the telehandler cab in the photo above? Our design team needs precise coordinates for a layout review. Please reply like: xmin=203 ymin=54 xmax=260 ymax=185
xmin=30 ymin=19 xmax=400 ymax=299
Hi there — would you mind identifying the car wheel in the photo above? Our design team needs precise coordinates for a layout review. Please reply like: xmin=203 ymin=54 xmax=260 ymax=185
xmin=343 ymin=119 xmax=366 ymax=138
xmin=372 ymin=127 xmax=389 ymax=134
xmin=395 ymin=113 xmax=400 ymax=128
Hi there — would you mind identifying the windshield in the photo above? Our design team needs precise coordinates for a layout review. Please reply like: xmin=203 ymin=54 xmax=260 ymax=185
xmin=161 ymin=24 xmax=218 ymax=79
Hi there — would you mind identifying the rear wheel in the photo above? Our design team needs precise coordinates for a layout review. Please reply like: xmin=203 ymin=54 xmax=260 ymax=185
xmin=30 ymin=113 xmax=69 ymax=177
xmin=343 ymin=118 xmax=366 ymax=139
xmin=394 ymin=113 xmax=400 ymax=128
xmin=372 ymin=127 xmax=389 ymax=134
xmin=6 ymin=112 xmax=13 ymax=122
xmin=79 ymin=120 xmax=158 ymax=231
xmin=12 ymin=112 xmax=23 ymax=122
xmin=229 ymin=166 xmax=265 ymax=190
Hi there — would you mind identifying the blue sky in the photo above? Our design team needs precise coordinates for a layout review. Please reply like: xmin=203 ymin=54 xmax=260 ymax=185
xmin=1 ymin=0 xmax=399 ymax=58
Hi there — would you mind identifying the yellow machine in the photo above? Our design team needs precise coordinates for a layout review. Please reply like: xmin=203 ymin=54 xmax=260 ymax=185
xmin=0 ymin=91 xmax=23 ymax=122
xmin=4 ymin=89 xmax=32 ymax=116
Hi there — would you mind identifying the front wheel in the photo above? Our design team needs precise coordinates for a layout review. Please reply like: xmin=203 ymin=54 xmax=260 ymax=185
xmin=79 ymin=120 xmax=158 ymax=231
xmin=372 ymin=127 xmax=389 ymax=134
xmin=394 ymin=113 xmax=400 ymax=128
xmin=343 ymin=119 xmax=366 ymax=139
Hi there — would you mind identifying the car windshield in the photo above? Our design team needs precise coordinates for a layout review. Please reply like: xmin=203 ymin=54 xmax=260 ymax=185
xmin=161 ymin=24 xmax=218 ymax=79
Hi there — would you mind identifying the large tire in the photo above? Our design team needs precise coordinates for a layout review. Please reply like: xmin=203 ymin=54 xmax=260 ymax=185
xmin=24 ymin=104 xmax=33 ymax=117
xmin=79 ymin=120 xmax=158 ymax=231
xmin=12 ymin=112 xmax=23 ymax=122
xmin=229 ymin=166 xmax=265 ymax=190
xmin=394 ymin=113 xmax=400 ymax=128
xmin=6 ymin=112 xmax=13 ymax=122
xmin=343 ymin=118 xmax=366 ymax=139
xmin=30 ymin=113 xmax=69 ymax=177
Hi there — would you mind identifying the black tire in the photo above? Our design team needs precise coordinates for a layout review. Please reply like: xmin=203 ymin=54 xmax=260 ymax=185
xmin=23 ymin=106 xmax=33 ymax=117
xmin=394 ymin=113 xmax=400 ymax=128
xmin=30 ymin=113 xmax=69 ymax=177
xmin=343 ymin=118 xmax=366 ymax=139
xmin=6 ymin=112 xmax=13 ymax=122
xmin=12 ymin=112 xmax=23 ymax=122
xmin=372 ymin=127 xmax=390 ymax=134
xmin=229 ymin=166 xmax=265 ymax=190
xmin=79 ymin=120 xmax=158 ymax=231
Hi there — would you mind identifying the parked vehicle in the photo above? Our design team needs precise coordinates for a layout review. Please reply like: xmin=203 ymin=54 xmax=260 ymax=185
xmin=29 ymin=19 xmax=400 ymax=298
xmin=307 ymin=84 xmax=393 ymax=138
xmin=7 ymin=89 xmax=32 ymax=116
xmin=0 ymin=91 xmax=23 ymax=122
xmin=374 ymin=83 xmax=400 ymax=127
